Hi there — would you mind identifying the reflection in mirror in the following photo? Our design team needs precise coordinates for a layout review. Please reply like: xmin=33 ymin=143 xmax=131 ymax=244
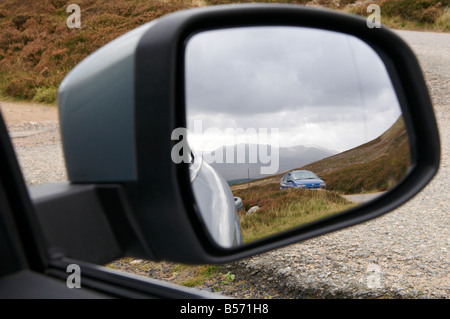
xmin=184 ymin=26 xmax=410 ymax=248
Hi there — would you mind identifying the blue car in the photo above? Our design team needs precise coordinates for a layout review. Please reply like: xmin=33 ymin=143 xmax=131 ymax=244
xmin=280 ymin=170 xmax=326 ymax=190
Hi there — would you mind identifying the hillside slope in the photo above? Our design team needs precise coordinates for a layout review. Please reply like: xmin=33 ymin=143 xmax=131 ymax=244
xmin=0 ymin=0 xmax=448 ymax=104
xmin=232 ymin=116 xmax=411 ymax=194
xmin=302 ymin=116 xmax=410 ymax=193
xmin=205 ymin=143 xmax=337 ymax=181
xmin=0 ymin=0 xmax=196 ymax=103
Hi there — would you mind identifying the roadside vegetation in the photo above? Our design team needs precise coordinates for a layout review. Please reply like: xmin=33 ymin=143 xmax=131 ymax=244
xmin=231 ymin=116 xmax=409 ymax=242
xmin=106 ymin=258 xmax=241 ymax=292
xmin=0 ymin=0 xmax=195 ymax=105
xmin=233 ymin=183 xmax=356 ymax=243
xmin=0 ymin=0 xmax=448 ymax=105
xmin=344 ymin=0 xmax=450 ymax=31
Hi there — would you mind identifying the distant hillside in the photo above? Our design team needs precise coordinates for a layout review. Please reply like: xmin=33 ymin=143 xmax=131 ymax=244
xmin=228 ymin=178 xmax=254 ymax=186
xmin=203 ymin=143 xmax=337 ymax=181
xmin=232 ymin=116 xmax=410 ymax=194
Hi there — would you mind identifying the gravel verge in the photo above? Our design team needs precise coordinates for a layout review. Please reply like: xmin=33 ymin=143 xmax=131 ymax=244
xmin=1 ymin=30 xmax=448 ymax=299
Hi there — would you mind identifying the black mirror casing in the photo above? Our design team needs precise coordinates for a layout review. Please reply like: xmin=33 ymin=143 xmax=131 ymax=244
xmin=123 ymin=4 xmax=440 ymax=264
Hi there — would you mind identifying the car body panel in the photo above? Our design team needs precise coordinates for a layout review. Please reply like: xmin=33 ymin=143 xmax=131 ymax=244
xmin=191 ymin=160 xmax=242 ymax=248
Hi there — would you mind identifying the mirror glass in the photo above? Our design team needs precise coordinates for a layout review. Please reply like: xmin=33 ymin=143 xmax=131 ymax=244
xmin=184 ymin=26 xmax=411 ymax=248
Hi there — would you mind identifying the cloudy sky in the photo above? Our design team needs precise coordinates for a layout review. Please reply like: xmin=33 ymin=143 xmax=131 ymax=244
xmin=185 ymin=26 xmax=402 ymax=153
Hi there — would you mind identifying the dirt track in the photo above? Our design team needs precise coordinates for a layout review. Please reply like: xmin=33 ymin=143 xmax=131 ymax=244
xmin=0 ymin=100 xmax=58 ymax=124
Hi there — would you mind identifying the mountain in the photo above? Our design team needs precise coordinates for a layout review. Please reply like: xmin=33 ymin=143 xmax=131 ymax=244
xmin=200 ymin=143 xmax=337 ymax=181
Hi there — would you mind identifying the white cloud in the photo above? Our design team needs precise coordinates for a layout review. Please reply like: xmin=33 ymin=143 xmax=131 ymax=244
xmin=185 ymin=26 xmax=402 ymax=153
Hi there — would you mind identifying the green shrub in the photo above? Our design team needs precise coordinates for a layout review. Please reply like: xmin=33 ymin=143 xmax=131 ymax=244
xmin=32 ymin=86 xmax=57 ymax=104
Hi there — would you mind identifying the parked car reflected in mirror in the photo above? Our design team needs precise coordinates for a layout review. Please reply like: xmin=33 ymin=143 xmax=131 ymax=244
xmin=280 ymin=170 xmax=326 ymax=190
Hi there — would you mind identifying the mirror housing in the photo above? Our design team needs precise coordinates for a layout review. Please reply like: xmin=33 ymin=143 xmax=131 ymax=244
xmin=57 ymin=4 xmax=440 ymax=264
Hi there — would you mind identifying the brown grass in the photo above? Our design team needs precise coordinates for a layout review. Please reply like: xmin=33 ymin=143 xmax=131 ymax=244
xmin=233 ymin=183 xmax=356 ymax=242
xmin=0 ymin=0 xmax=199 ymax=104
xmin=345 ymin=0 xmax=450 ymax=31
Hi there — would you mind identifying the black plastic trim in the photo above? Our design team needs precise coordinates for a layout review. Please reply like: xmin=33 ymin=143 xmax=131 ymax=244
xmin=47 ymin=258 xmax=227 ymax=299
xmin=0 ymin=270 xmax=110 ymax=299
xmin=29 ymin=182 xmax=154 ymax=264
xmin=0 ymin=108 xmax=47 ymax=274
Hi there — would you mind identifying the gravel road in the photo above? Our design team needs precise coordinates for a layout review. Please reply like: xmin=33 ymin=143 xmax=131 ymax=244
xmin=342 ymin=192 xmax=385 ymax=204
xmin=0 ymin=29 xmax=448 ymax=299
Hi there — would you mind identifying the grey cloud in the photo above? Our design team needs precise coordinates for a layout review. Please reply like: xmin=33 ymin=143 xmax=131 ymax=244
xmin=185 ymin=26 xmax=402 ymax=152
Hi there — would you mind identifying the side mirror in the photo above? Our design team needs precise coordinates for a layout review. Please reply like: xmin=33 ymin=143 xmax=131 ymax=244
xmin=234 ymin=197 xmax=243 ymax=213
xmin=57 ymin=4 xmax=439 ymax=264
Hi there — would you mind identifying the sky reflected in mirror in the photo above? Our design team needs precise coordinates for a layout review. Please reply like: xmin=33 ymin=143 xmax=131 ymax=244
xmin=186 ymin=26 xmax=402 ymax=154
